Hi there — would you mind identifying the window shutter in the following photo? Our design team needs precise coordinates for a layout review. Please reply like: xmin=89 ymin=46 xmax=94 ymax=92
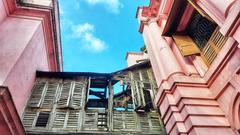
xmin=28 ymin=81 xmax=46 ymax=108
xmin=173 ymin=34 xmax=201 ymax=56
xmin=22 ymin=110 xmax=38 ymax=129
xmin=131 ymin=81 xmax=140 ymax=109
xmin=57 ymin=81 xmax=72 ymax=108
xmin=138 ymin=113 xmax=150 ymax=132
xmin=69 ymin=82 xmax=84 ymax=109
xmin=113 ymin=111 xmax=124 ymax=131
xmin=140 ymin=70 xmax=149 ymax=82
xmin=52 ymin=110 xmax=67 ymax=129
xmin=66 ymin=110 xmax=80 ymax=130
xmin=124 ymin=112 xmax=136 ymax=130
xmin=134 ymin=71 xmax=141 ymax=80
xmin=52 ymin=110 xmax=80 ymax=130
xmin=148 ymin=112 xmax=162 ymax=132
xmin=83 ymin=111 xmax=98 ymax=130
xmin=42 ymin=82 xmax=59 ymax=108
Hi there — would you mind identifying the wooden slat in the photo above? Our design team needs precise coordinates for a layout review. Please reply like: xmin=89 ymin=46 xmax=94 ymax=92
xmin=138 ymin=113 xmax=150 ymax=131
xmin=66 ymin=110 xmax=80 ymax=129
xmin=201 ymin=28 xmax=228 ymax=66
xmin=113 ymin=111 xmax=124 ymax=131
xmin=22 ymin=110 xmax=38 ymax=129
xmin=28 ymin=82 xmax=46 ymax=108
xmin=83 ymin=111 xmax=98 ymax=130
xmin=173 ymin=34 xmax=201 ymax=56
xmin=42 ymin=82 xmax=59 ymax=108
xmin=124 ymin=112 xmax=136 ymax=130
xmin=57 ymin=81 xmax=72 ymax=108
xmin=52 ymin=110 xmax=66 ymax=129
xmin=149 ymin=112 xmax=162 ymax=132
xmin=140 ymin=70 xmax=149 ymax=82
xmin=69 ymin=82 xmax=84 ymax=109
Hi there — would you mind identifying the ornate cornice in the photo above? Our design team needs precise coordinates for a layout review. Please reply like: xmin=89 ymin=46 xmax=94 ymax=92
xmin=137 ymin=0 xmax=161 ymax=33
xmin=141 ymin=0 xmax=161 ymax=18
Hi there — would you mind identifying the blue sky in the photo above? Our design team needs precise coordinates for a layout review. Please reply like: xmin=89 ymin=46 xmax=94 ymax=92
xmin=59 ymin=0 xmax=148 ymax=72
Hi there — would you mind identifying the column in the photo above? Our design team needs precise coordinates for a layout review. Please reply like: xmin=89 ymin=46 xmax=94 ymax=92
xmin=147 ymin=20 xmax=184 ymax=79
xmin=142 ymin=24 xmax=166 ymax=85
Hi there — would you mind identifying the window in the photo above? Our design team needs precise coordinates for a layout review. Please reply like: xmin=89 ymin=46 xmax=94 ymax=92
xmin=173 ymin=3 xmax=228 ymax=67
xmin=186 ymin=11 xmax=217 ymax=51
xmin=23 ymin=78 xmax=87 ymax=131
xmin=35 ymin=112 xmax=50 ymax=127
xmin=130 ymin=69 xmax=156 ymax=111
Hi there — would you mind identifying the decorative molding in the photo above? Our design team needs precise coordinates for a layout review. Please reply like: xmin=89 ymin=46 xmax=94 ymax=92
xmin=0 ymin=86 xmax=25 ymax=135
xmin=2 ymin=0 xmax=62 ymax=71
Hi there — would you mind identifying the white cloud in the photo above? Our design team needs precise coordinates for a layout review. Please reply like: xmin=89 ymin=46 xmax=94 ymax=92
xmin=84 ymin=0 xmax=123 ymax=14
xmin=72 ymin=23 xmax=94 ymax=38
xmin=83 ymin=33 xmax=107 ymax=52
xmin=71 ymin=23 xmax=107 ymax=53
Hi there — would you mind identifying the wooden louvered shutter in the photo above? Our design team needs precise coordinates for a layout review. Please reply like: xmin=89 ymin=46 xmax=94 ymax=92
xmin=69 ymin=82 xmax=84 ymax=109
xmin=66 ymin=110 xmax=80 ymax=130
xmin=201 ymin=28 xmax=228 ymax=66
xmin=28 ymin=81 xmax=46 ymax=108
xmin=138 ymin=112 xmax=150 ymax=132
xmin=52 ymin=110 xmax=67 ymax=129
xmin=22 ymin=110 xmax=38 ymax=129
xmin=149 ymin=112 xmax=162 ymax=132
xmin=124 ymin=112 xmax=136 ymax=131
xmin=140 ymin=70 xmax=149 ymax=82
xmin=42 ymin=82 xmax=59 ymax=108
xmin=131 ymin=81 xmax=140 ymax=109
xmin=113 ymin=111 xmax=124 ymax=131
xmin=57 ymin=81 xmax=72 ymax=108
xmin=173 ymin=34 xmax=201 ymax=56
xmin=132 ymin=71 xmax=140 ymax=81
xmin=83 ymin=111 xmax=98 ymax=130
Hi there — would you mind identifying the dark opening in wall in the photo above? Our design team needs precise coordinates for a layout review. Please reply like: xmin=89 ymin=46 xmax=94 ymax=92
xmin=186 ymin=11 xmax=217 ymax=51
xmin=35 ymin=112 xmax=50 ymax=127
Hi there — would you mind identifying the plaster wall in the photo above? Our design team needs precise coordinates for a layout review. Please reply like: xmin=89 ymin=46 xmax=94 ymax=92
xmin=138 ymin=0 xmax=240 ymax=134
xmin=0 ymin=17 xmax=49 ymax=114
xmin=0 ymin=0 xmax=7 ymax=23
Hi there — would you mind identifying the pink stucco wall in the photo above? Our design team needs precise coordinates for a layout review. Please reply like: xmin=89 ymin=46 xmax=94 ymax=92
xmin=0 ymin=0 xmax=61 ymax=134
xmin=0 ymin=0 xmax=7 ymax=24
xmin=137 ymin=0 xmax=240 ymax=134
xmin=0 ymin=0 xmax=54 ymax=115
xmin=0 ymin=17 xmax=49 ymax=114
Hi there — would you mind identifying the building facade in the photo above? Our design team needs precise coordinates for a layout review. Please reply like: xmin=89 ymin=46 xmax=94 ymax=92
xmin=137 ymin=0 xmax=240 ymax=134
xmin=22 ymin=62 xmax=166 ymax=134
xmin=0 ymin=0 xmax=62 ymax=134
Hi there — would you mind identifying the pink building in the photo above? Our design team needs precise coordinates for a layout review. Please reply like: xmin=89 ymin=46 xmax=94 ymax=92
xmin=137 ymin=0 xmax=240 ymax=134
xmin=0 ymin=0 xmax=62 ymax=134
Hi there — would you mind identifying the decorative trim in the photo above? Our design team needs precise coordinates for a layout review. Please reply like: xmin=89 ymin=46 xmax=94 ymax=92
xmin=0 ymin=86 xmax=25 ymax=134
